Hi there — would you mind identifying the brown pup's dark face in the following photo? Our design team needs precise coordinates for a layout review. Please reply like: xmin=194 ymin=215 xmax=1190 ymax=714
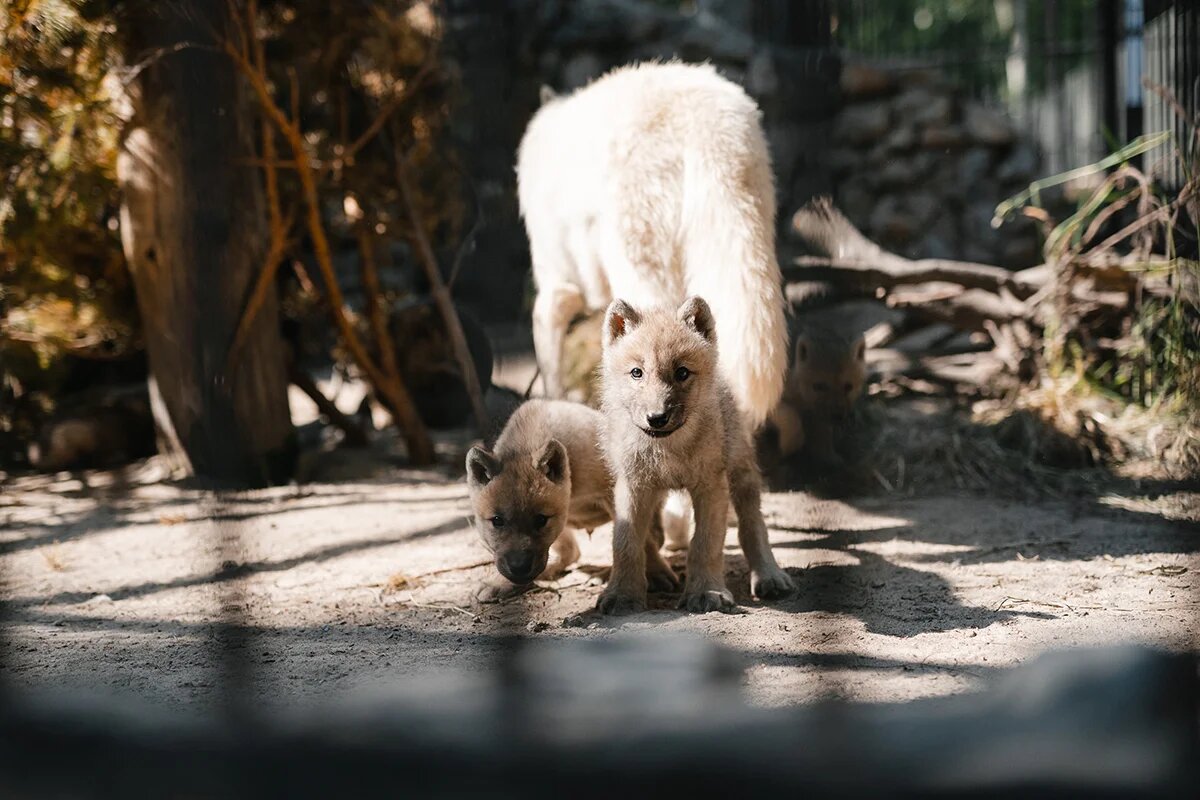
xmin=602 ymin=296 xmax=718 ymax=439
xmin=465 ymin=441 xmax=570 ymax=585
xmin=794 ymin=336 xmax=867 ymax=421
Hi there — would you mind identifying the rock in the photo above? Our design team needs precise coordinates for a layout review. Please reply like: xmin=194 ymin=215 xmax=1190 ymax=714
xmin=997 ymin=143 xmax=1039 ymax=184
xmin=549 ymin=0 xmax=672 ymax=48
xmin=834 ymin=101 xmax=890 ymax=145
xmin=827 ymin=147 xmax=860 ymax=176
xmin=893 ymin=88 xmax=952 ymax=126
xmin=840 ymin=62 xmax=894 ymax=97
xmin=561 ymin=51 xmax=604 ymax=90
xmin=962 ymin=241 xmax=999 ymax=264
xmin=680 ymin=12 xmax=754 ymax=62
xmin=921 ymin=124 xmax=966 ymax=149
xmin=835 ymin=176 xmax=874 ymax=224
xmin=870 ymin=195 xmax=917 ymax=244
xmin=963 ymin=101 xmax=1016 ymax=146
xmin=881 ymin=124 xmax=917 ymax=151
xmin=877 ymin=155 xmax=925 ymax=188
xmin=958 ymin=147 xmax=993 ymax=186
xmin=747 ymin=49 xmax=778 ymax=97
xmin=904 ymin=191 xmax=941 ymax=227
xmin=919 ymin=212 xmax=960 ymax=259
xmin=1001 ymin=235 xmax=1040 ymax=267
xmin=696 ymin=0 xmax=752 ymax=30
xmin=765 ymin=123 xmax=803 ymax=182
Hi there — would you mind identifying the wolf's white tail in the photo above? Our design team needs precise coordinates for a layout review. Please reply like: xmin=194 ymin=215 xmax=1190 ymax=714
xmin=681 ymin=112 xmax=787 ymax=429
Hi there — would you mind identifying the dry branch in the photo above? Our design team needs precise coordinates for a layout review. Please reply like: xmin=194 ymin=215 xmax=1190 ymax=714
xmin=357 ymin=225 xmax=401 ymax=383
xmin=223 ymin=3 xmax=435 ymax=464
xmin=287 ymin=362 xmax=368 ymax=447
xmin=391 ymin=141 xmax=489 ymax=432
xmin=789 ymin=198 xmax=1042 ymax=297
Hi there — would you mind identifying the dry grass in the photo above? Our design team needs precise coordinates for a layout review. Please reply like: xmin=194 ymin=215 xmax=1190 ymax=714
xmin=41 ymin=543 xmax=66 ymax=572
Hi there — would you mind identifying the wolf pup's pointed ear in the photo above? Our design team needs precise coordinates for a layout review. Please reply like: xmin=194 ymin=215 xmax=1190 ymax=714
xmin=855 ymin=338 xmax=866 ymax=361
xmin=603 ymin=300 xmax=641 ymax=347
xmin=795 ymin=336 xmax=809 ymax=364
xmin=536 ymin=439 xmax=569 ymax=484
xmin=677 ymin=296 xmax=715 ymax=343
xmin=466 ymin=446 xmax=500 ymax=488
xmin=539 ymin=84 xmax=558 ymax=105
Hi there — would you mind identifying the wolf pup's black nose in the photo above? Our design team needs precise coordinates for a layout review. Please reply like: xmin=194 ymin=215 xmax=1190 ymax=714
xmin=646 ymin=412 xmax=670 ymax=430
xmin=502 ymin=550 xmax=538 ymax=583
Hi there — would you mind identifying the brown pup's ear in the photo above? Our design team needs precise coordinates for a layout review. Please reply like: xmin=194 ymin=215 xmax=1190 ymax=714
xmin=677 ymin=296 xmax=715 ymax=344
xmin=466 ymin=446 xmax=500 ymax=488
xmin=536 ymin=439 xmax=569 ymax=485
xmin=855 ymin=338 xmax=866 ymax=361
xmin=603 ymin=300 xmax=641 ymax=348
xmin=795 ymin=336 xmax=809 ymax=364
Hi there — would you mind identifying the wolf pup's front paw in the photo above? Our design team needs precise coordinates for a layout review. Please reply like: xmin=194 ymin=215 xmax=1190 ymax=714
xmin=645 ymin=562 xmax=681 ymax=594
xmin=597 ymin=588 xmax=646 ymax=616
xmin=752 ymin=567 xmax=796 ymax=600
xmin=679 ymin=587 xmax=736 ymax=613
xmin=473 ymin=579 xmax=529 ymax=605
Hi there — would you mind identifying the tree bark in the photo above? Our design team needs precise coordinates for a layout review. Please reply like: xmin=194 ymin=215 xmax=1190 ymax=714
xmin=117 ymin=2 xmax=294 ymax=486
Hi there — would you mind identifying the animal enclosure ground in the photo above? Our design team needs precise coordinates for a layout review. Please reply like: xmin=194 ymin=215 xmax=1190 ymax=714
xmin=2 ymin=432 xmax=1197 ymax=709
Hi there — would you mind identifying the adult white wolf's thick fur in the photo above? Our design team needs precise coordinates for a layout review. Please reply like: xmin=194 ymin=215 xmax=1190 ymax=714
xmin=517 ymin=62 xmax=787 ymax=429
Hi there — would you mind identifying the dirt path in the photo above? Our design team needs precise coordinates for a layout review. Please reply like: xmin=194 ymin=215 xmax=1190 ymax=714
xmin=3 ymin=455 xmax=1196 ymax=709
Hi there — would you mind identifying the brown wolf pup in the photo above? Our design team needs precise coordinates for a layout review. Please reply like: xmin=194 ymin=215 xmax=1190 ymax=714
xmin=770 ymin=329 xmax=866 ymax=465
xmin=597 ymin=296 xmax=795 ymax=615
xmin=466 ymin=399 xmax=677 ymax=602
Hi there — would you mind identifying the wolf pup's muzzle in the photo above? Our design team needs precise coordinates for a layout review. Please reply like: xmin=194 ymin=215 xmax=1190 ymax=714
xmin=497 ymin=549 xmax=546 ymax=584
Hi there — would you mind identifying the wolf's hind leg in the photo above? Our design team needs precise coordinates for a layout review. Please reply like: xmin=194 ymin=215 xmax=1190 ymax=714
xmin=541 ymin=529 xmax=581 ymax=580
xmin=532 ymin=283 xmax=585 ymax=399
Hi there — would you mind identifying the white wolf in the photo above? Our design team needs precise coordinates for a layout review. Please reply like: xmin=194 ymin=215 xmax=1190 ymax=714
xmin=517 ymin=61 xmax=787 ymax=430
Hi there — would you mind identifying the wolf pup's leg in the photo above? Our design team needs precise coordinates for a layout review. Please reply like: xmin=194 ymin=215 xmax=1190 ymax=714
xmin=473 ymin=576 xmax=531 ymax=604
xmin=645 ymin=493 xmax=680 ymax=593
xmin=770 ymin=401 xmax=805 ymax=458
xmin=541 ymin=529 xmax=581 ymax=581
xmin=598 ymin=479 xmax=656 ymax=615
xmin=729 ymin=461 xmax=796 ymax=600
xmin=532 ymin=283 xmax=585 ymax=399
xmin=661 ymin=491 xmax=692 ymax=551
xmin=680 ymin=475 xmax=735 ymax=613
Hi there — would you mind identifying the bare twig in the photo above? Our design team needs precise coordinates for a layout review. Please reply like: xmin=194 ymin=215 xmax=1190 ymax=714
xmin=391 ymin=141 xmax=489 ymax=432
xmin=357 ymin=223 xmax=401 ymax=382
xmin=223 ymin=3 xmax=435 ymax=464
xmin=287 ymin=361 xmax=368 ymax=446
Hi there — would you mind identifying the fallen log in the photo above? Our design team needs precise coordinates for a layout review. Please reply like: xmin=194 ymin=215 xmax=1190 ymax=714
xmin=789 ymin=198 xmax=1043 ymax=298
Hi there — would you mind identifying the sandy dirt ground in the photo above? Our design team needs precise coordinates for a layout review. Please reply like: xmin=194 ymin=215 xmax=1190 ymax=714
xmin=3 ymin=425 xmax=1197 ymax=711
xmin=3 ymin=339 xmax=1198 ymax=711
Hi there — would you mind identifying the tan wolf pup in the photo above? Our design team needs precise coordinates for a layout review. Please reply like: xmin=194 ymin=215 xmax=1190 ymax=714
xmin=597 ymin=296 xmax=795 ymax=615
xmin=770 ymin=328 xmax=867 ymax=464
xmin=466 ymin=399 xmax=678 ymax=602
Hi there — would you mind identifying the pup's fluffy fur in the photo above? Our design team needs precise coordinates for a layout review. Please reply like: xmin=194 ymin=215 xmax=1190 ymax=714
xmin=771 ymin=329 xmax=867 ymax=462
xmin=466 ymin=400 xmax=677 ymax=602
xmin=597 ymin=297 xmax=795 ymax=615
xmin=518 ymin=62 xmax=787 ymax=430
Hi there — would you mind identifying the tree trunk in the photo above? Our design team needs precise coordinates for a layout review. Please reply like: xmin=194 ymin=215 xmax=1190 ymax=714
xmin=117 ymin=2 xmax=294 ymax=487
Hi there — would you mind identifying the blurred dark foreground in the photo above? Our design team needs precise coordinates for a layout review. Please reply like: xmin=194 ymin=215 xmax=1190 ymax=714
xmin=0 ymin=636 xmax=1195 ymax=799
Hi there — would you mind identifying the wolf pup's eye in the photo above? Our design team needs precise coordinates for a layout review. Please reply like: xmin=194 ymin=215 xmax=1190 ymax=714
xmin=630 ymin=367 xmax=643 ymax=379
xmin=489 ymin=515 xmax=506 ymax=529
xmin=674 ymin=366 xmax=690 ymax=382
xmin=533 ymin=514 xmax=549 ymax=529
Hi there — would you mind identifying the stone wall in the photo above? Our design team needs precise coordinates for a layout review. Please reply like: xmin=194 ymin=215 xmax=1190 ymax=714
xmin=831 ymin=63 xmax=1041 ymax=267
xmin=439 ymin=0 xmax=1043 ymax=323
